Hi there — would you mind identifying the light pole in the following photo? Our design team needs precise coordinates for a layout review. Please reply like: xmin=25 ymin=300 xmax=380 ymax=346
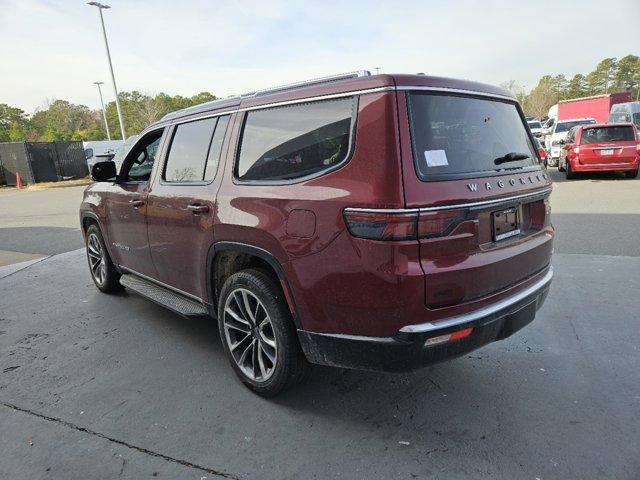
xmin=88 ymin=2 xmax=126 ymax=142
xmin=93 ymin=81 xmax=111 ymax=140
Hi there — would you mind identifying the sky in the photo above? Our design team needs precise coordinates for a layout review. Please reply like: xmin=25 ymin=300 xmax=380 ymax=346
xmin=1 ymin=0 xmax=638 ymax=113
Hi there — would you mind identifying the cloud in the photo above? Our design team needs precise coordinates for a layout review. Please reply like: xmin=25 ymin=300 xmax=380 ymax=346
xmin=1 ymin=0 xmax=638 ymax=112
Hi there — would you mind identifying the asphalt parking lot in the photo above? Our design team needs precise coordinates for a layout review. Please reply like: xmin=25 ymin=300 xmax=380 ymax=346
xmin=1 ymin=171 xmax=639 ymax=479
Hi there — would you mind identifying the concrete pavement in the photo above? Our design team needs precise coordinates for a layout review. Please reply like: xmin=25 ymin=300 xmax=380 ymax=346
xmin=0 ymin=249 xmax=639 ymax=479
xmin=0 ymin=186 xmax=85 ymax=266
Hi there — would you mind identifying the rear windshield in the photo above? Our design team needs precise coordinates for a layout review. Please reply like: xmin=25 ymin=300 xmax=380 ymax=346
xmin=555 ymin=119 xmax=595 ymax=133
xmin=581 ymin=126 xmax=635 ymax=144
xmin=408 ymin=93 xmax=538 ymax=180
xmin=528 ymin=121 xmax=542 ymax=129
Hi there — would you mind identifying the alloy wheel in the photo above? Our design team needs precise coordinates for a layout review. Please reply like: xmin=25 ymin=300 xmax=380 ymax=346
xmin=223 ymin=288 xmax=277 ymax=382
xmin=87 ymin=232 xmax=106 ymax=286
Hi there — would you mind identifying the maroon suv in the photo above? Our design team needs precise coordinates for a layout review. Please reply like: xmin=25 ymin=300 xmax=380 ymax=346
xmin=80 ymin=71 xmax=554 ymax=396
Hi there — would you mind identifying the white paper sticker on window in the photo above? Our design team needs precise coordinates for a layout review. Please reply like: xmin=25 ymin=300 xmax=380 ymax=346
xmin=424 ymin=149 xmax=448 ymax=167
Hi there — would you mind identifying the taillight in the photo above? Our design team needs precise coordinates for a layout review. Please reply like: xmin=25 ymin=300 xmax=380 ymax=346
xmin=572 ymin=147 xmax=580 ymax=154
xmin=344 ymin=208 xmax=466 ymax=241
xmin=343 ymin=211 xmax=417 ymax=241
xmin=538 ymin=147 xmax=547 ymax=161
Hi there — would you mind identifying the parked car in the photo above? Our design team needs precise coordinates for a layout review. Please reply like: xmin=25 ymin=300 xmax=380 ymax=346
xmin=609 ymin=101 xmax=640 ymax=130
xmin=80 ymin=71 xmax=554 ymax=396
xmin=558 ymin=123 xmax=639 ymax=179
xmin=527 ymin=119 xmax=543 ymax=139
xmin=108 ymin=135 xmax=139 ymax=172
xmin=545 ymin=118 xmax=596 ymax=166
xmin=535 ymin=138 xmax=548 ymax=166
xmin=83 ymin=140 xmax=123 ymax=170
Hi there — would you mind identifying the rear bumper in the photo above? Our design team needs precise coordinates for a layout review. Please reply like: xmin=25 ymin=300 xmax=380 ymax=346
xmin=298 ymin=267 xmax=553 ymax=372
xmin=572 ymin=161 xmax=639 ymax=172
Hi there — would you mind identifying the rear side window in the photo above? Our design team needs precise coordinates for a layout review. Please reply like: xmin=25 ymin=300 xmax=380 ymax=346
xmin=581 ymin=126 xmax=635 ymax=144
xmin=408 ymin=93 xmax=537 ymax=180
xmin=236 ymin=98 xmax=355 ymax=182
xmin=164 ymin=118 xmax=216 ymax=182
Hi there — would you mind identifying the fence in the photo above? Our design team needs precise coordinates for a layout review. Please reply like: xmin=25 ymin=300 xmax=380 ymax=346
xmin=0 ymin=141 xmax=89 ymax=186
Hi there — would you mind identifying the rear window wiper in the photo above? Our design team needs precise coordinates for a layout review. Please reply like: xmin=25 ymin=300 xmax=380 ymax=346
xmin=494 ymin=152 xmax=530 ymax=165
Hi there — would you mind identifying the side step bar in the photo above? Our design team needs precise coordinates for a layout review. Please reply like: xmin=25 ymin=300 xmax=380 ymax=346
xmin=119 ymin=274 xmax=208 ymax=317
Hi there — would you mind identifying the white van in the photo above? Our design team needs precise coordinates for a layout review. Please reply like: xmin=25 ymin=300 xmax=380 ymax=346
xmin=609 ymin=102 xmax=640 ymax=130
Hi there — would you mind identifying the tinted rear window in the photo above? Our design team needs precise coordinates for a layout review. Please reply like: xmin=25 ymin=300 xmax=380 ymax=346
xmin=408 ymin=93 xmax=538 ymax=180
xmin=237 ymin=98 xmax=354 ymax=182
xmin=555 ymin=119 xmax=595 ymax=133
xmin=581 ymin=126 xmax=635 ymax=144
xmin=528 ymin=121 xmax=542 ymax=129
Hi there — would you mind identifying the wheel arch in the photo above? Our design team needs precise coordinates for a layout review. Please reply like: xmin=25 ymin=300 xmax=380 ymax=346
xmin=207 ymin=242 xmax=301 ymax=328
xmin=80 ymin=211 xmax=120 ymax=273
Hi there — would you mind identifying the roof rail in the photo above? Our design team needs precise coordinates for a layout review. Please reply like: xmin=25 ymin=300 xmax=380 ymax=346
xmin=160 ymin=70 xmax=371 ymax=122
xmin=240 ymin=70 xmax=371 ymax=98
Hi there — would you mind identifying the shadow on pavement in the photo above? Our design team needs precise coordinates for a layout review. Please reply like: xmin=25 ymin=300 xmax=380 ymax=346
xmin=0 ymin=226 xmax=84 ymax=255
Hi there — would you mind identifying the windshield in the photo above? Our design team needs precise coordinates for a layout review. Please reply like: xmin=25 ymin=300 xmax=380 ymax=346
xmin=581 ymin=126 xmax=635 ymax=144
xmin=527 ymin=121 xmax=542 ymax=129
xmin=556 ymin=119 xmax=595 ymax=133
xmin=408 ymin=93 xmax=538 ymax=180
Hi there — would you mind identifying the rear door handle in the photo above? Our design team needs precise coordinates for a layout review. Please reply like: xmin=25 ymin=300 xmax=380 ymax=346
xmin=130 ymin=199 xmax=145 ymax=208
xmin=187 ymin=204 xmax=210 ymax=214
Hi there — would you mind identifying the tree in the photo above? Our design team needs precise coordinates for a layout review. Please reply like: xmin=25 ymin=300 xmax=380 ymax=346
xmin=586 ymin=57 xmax=617 ymax=94
xmin=0 ymin=104 xmax=29 ymax=142
xmin=29 ymin=99 xmax=102 ymax=141
xmin=524 ymin=77 xmax=558 ymax=118
xmin=566 ymin=74 xmax=588 ymax=99
xmin=500 ymin=80 xmax=527 ymax=105
xmin=613 ymin=54 xmax=640 ymax=95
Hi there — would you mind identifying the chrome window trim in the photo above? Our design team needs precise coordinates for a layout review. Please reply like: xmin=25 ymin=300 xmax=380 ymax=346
xmin=399 ymin=267 xmax=553 ymax=333
xmin=146 ymin=85 xmax=515 ymax=132
xmin=232 ymin=95 xmax=359 ymax=186
xmin=343 ymin=187 xmax=552 ymax=214
xmin=137 ymin=87 xmax=395 ymax=133
xmin=396 ymin=86 xmax=515 ymax=102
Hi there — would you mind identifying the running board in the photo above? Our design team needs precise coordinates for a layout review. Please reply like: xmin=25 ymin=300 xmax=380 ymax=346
xmin=119 ymin=273 xmax=208 ymax=317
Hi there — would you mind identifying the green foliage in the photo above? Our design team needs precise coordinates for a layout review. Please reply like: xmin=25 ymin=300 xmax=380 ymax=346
xmin=519 ymin=55 xmax=640 ymax=117
xmin=0 ymin=104 xmax=29 ymax=142
xmin=0 ymin=91 xmax=217 ymax=142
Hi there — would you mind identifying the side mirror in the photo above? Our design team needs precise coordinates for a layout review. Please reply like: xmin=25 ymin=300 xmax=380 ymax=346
xmin=91 ymin=161 xmax=117 ymax=182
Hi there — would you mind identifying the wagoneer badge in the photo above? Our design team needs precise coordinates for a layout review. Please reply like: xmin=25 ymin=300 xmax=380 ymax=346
xmin=467 ymin=173 xmax=547 ymax=192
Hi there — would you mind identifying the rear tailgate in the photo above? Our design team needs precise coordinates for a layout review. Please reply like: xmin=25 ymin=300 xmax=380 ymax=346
xmin=399 ymin=90 xmax=554 ymax=309
xmin=579 ymin=125 xmax=638 ymax=165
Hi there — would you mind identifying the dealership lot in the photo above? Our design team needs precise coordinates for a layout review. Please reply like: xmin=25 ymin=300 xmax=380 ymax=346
xmin=1 ymin=172 xmax=639 ymax=479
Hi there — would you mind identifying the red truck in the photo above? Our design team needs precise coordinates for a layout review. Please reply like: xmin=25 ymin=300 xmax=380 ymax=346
xmin=558 ymin=92 xmax=631 ymax=123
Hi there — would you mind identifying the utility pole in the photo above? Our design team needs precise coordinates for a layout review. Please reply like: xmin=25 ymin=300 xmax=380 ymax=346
xmin=88 ymin=2 xmax=126 ymax=142
xmin=93 ymin=81 xmax=111 ymax=140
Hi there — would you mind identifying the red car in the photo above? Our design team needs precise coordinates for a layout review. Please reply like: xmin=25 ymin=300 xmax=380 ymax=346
xmin=80 ymin=72 xmax=554 ymax=396
xmin=558 ymin=123 xmax=640 ymax=179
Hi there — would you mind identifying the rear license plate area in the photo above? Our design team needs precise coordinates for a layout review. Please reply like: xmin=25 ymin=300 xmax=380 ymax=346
xmin=492 ymin=207 xmax=520 ymax=242
xmin=600 ymin=149 xmax=614 ymax=156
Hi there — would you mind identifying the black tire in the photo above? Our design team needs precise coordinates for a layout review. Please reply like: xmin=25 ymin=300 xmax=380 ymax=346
xmin=85 ymin=224 xmax=122 ymax=293
xmin=217 ymin=269 xmax=310 ymax=397
xmin=625 ymin=168 xmax=638 ymax=179
xmin=565 ymin=161 xmax=575 ymax=180
xmin=558 ymin=157 xmax=565 ymax=172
